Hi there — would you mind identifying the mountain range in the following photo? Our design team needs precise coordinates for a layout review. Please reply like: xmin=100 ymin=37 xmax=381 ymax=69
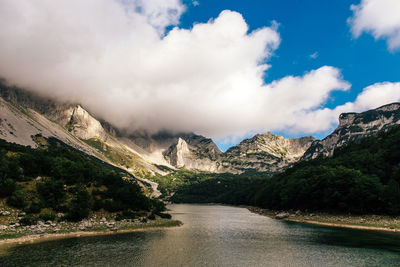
xmin=1 ymin=82 xmax=400 ymax=185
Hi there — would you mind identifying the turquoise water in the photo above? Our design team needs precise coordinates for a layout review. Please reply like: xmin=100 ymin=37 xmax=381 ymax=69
xmin=1 ymin=204 xmax=400 ymax=266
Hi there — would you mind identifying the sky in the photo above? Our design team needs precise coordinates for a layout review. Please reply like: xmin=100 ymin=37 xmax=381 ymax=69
xmin=0 ymin=0 xmax=400 ymax=151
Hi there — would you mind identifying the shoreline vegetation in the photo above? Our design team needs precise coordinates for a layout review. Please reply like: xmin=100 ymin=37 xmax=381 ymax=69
xmin=0 ymin=217 xmax=182 ymax=247
xmin=0 ymin=137 xmax=182 ymax=248
xmin=248 ymin=206 xmax=400 ymax=233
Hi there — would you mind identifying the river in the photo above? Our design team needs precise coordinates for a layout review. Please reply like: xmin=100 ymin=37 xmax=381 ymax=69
xmin=1 ymin=204 xmax=400 ymax=266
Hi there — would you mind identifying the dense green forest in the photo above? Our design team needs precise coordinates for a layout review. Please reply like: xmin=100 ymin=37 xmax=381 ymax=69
xmin=166 ymin=170 xmax=265 ymax=205
xmin=0 ymin=136 xmax=165 ymax=224
xmin=149 ymin=169 xmax=267 ymax=201
xmin=171 ymin=126 xmax=400 ymax=215
xmin=166 ymin=170 xmax=266 ymax=204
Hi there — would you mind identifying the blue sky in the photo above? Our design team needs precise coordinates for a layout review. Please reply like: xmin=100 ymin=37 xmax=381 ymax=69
xmin=177 ymin=0 xmax=400 ymax=151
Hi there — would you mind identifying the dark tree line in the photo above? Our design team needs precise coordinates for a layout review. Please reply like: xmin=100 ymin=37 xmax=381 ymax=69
xmin=171 ymin=126 xmax=400 ymax=215
xmin=0 ymin=136 xmax=164 ymax=222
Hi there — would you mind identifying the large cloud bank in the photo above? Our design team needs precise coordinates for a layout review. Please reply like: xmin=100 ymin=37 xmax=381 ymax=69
xmin=349 ymin=0 xmax=400 ymax=50
xmin=0 ymin=0 xmax=400 ymax=140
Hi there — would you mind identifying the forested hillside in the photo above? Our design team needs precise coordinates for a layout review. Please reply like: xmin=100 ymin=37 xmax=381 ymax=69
xmin=0 ymin=136 xmax=165 ymax=224
xmin=172 ymin=126 xmax=400 ymax=215
xmin=254 ymin=125 xmax=400 ymax=214
xmin=167 ymin=170 xmax=265 ymax=204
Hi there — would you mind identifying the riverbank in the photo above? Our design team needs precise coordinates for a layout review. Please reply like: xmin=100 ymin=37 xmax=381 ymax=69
xmin=0 ymin=218 xmax=182 ymax=247
xmin=248 ymin=207 xmax=400 ymax=233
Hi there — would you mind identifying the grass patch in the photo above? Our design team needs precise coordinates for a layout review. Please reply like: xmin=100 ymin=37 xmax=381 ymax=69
xmin=0 ymin=233 xmax=24 ymax=240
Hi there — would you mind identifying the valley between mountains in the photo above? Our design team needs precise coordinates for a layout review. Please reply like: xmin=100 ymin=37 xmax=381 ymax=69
xmin=1 ymin=82 xmax=400 ymax=237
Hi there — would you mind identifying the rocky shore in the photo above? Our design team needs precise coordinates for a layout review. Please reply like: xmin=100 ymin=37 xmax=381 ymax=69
xmin=248 ymin=207 xmax=400 ymax=232
xmin=0 ymin=208 xmax=182 ymax=245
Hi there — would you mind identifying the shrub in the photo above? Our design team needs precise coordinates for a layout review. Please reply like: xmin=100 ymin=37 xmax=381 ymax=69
xmin=19 ymin=215 xmax=38 ymax=225
xmin=148 ymin=213 xmax=156 ymax=220
xmin=26 ymin=201 xmax=42 ymax=214
xmin=39 ymin=210 xmax=56 ymax=221
xmin=122 ymin=210 xmax=135 ymax=219
xmin=7 ymin=188 xmax=28 ymax=209
xmin=158 ymin=213 xmax=172 ymax=219
xmin=65 ymin=187 xmax=90 ymax=221
xmin=36 ymin=178 xmax=66 ymax=209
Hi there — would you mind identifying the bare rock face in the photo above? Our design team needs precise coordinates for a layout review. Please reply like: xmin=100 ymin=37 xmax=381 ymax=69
xmin=164 ymin=132 xmax=315 ymax=174
xmin=302 ymin=103 xmax=400 ymax=160
xmin=167 ymin=138 xmax=191 ymax=168
xmin=0 ymin=82 xmax=75 ymax=125
xmin=0 ymin=84 xmax=162 ymax=179
xmin=0 ymin=95 xmax=95 ymax=154
xmin=221 ymin=132 xmax=315 ymax=173
xmin=65 ymin=105 xmax=108 ymax=141
xmin=164 ymin=135 xmax=223 ymax=172
xmin=8 ymin=82 xmax=400 ymax=177
xmin=0 ymin=83 xmax=110 ymax=142
xmin=1 ymin=82 xmax=316 ymax=175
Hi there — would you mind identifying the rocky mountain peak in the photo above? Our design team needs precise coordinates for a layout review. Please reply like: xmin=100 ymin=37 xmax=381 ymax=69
xmin=174 ymin=138 xmax=190 ymax=168
xmin=5 ymin=81 xmax=400 ymax=177
xmin=222 ymin=132 xmax=315 ymax=173
xmin=66 ymin=104 xmax=107 ymax=140
xmin=338 ymin=113 xmax=357 ymax=127
xmin=228 ymin=132 xmax=315 ymax=158
xmin=376 ymin=102 xmax=400 ymax=112
xmin=183 ymin=134 xmax=223 ymax=160
xmin=163 ymin=134 xmax=222 ymax=172
xmin=302 ymin=102 xmax=400 ymax=160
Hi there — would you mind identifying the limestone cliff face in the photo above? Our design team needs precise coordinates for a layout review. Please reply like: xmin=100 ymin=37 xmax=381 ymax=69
xmin=221 ymin=132 xmax=315 ymax=173
xmin=0 ymin=95 xmax=95 ymax=153
xmin=166 ymin=138 xmax=191 ymax=168
xmin=6 ymin=82 xmax=400 ymax=176
xmin=163 ymin=135 xmax=222 ymax=172
xmin=0 ymin=84 xmax=166 ymax=178
xmin=302 ymin=103 xmax=400 ymax=160
xmin=65 ymin=105 xmax=108 ymax=141
xmin=163 ymin=132 xmax=315 ymax=174
xmin=0 ymin=84 xmax=110 ymax=142
xmin=1 ymin=83 xmax=315 ymax=175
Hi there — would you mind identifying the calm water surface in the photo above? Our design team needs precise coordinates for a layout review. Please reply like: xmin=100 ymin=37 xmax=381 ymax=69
xmin=1 ymin=204 xmax=400 ymax=266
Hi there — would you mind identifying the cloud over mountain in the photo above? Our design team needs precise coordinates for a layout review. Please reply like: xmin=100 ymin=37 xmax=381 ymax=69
xmin=0 ymin=0 xmax=399 ymax=141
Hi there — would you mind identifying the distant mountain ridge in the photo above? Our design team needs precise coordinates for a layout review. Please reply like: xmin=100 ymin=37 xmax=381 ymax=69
xmin=163 ymin=135 xmax=222 ymax=172
xmin=302 ymin=103 xmax=400 ymax=160
xmin=2 ymin=82 xmax=400 ymax=180
xmin=0 ymin=83 xmax=318 ymax=175
xmin=0 ymin=84 xmax=312 ymax=176
xmin=219 ymin=133 xmax=315 ymax=173
xmin=161 ymin=131 xmax=315 ymax=174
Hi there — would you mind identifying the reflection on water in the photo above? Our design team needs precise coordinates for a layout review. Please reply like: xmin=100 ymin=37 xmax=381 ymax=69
xmin=1 ymin=204 xmax=400 ymax=266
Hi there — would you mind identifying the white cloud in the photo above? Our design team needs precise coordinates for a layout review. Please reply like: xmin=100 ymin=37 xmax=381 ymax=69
xmin=127 ymin=0 xmax=185 ymax=32
xmin=349 ymin=0 xmax=400 ymax=50
xmin=334 ymin=82 xmax=400 ymax=113
xmin=0 ymin=0 xmax=399 ymax=141
xmin=296 ymin=82 xmax=400 ymax=137
xmin=309 ymin=52 xmax=319 ymax=59
xmin=192 ymin=1 xmax=199 ymax=7
xmin=261 ymin=66 xmax=351 ymax=134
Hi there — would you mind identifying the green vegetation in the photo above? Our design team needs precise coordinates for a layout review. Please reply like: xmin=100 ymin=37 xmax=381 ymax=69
xmin=149 ymin=169 xmax=267 ymax=204
xmin=82 ymin=138 xmax=106 ymax=153
xmin=0 ymin=136 xmax=166 ymax=223
xmin=82 ymin=137 xmax=151 ymax=177
xmin=253 ymin=126 xmax=400 ymax=214
xmin=170 ymin=173 xmax=264 ymax=204
xmin=170 ymin=126 xmax=400 ymax=216
xmin=149 ymin=169 xmax=202 ymax=197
